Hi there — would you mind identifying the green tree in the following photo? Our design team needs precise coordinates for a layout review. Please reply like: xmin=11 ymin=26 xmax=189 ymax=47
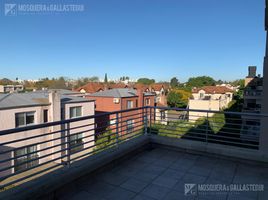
xmin=167 ymin=91 xmax=187 ymax=108
xmin=137 ymin=78 xmax=155 ymax=85
xmin=170 ymin=77 xmax=179 ymax=88
xmin=186 ymin=76 xmax=216 ymax=88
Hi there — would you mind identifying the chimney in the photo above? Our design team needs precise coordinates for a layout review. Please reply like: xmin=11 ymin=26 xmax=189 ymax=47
xmin=248 ymin=66 xmax=257 ymax=78
xmin=49 ymin=90 xmax=61 ymax=121
xmin=137 ymin=89 xmax=144 ymax=108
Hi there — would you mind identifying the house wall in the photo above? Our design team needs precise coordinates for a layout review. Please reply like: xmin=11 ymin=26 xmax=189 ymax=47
xmin=63 ymin=101 xmax=95 ymax=160
xmin=88 ymin=94 xmax=155 ymax=137
xmin=188 ymin=99 xmax=221 ymax=122
xmin=0 ymin=100 xmax=95 ymax=178
xmin=0 ymin=106 xmax=52 ymax=177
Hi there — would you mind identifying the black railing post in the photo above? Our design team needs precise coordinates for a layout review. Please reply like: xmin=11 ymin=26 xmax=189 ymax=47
xmin=144 ymin=107 xmax=148 ymax=135
xmin=116 ymin=112 xmax=119 ymax=147
xmin=205 ymin=112 xmax=209 ymax=143
xmin=149 ymin=107 xmax=152 ymax=135
xmin=66 ymin=122 xmax=71 ymax=167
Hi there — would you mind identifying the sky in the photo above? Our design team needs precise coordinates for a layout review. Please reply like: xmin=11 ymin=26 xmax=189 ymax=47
xmin=0 ymin=0 xmax=266 ymax=82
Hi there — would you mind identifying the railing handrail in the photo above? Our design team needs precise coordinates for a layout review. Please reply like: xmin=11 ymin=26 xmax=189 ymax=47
xmin=150 ymin=106 xmax=268 ymax=117
xmin=1 ymin=106 xmax=267 ymax=136
xmin=0 ymin=106 xmax=146 ymax=135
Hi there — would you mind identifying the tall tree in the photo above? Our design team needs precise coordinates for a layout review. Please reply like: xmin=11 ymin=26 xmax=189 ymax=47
xmin=104 ymin=73 xmax=108 ymax=83
xmin=167 ymin=91 xmax=187 ymax=108
xmin=186 ymin=76 xmax=216 ymax=88
xmin=137 ymin=78 xmax=155 ymax=85
xmin=170 ymin=77 xmax=179 ymax=88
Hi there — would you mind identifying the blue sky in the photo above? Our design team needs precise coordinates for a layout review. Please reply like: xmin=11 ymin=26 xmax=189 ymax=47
xmin=0 ymin=0 xmax=265 ymax=82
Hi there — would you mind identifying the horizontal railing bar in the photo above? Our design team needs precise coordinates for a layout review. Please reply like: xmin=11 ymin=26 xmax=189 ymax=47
xmin=0 ymin=107 xmax=146 ymax=135
xmin=150 ymin=106 xmax=268 ymax=117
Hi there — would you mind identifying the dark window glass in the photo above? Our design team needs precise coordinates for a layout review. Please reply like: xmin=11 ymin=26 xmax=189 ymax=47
xmin=43 ymin=109 xmax=48 ymax=123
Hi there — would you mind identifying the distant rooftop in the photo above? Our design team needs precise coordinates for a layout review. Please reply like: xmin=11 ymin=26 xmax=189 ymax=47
xmin=0 ymin=90 xmax=92 ymax=110
xmin=89 ymin=88 xmax=155 ymax=98
xmin=192 ymin=86 xmax=234 ymax=94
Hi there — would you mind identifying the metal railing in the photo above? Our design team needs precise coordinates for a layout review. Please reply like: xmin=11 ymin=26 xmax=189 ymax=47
xmin=0 ymin=106 xmax=266 ymax=191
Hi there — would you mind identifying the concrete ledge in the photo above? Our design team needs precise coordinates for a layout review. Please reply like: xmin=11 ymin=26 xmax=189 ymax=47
xmin=149 ymin=135 xmax=268 ymax=164
xmin=0 ymin=135 xmax=150 ymax=200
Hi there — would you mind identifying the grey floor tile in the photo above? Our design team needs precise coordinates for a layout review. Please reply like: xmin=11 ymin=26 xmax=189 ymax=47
xmin=172 ymin=180 xmax=186 ymax=193
xmin=141 ymin=184 xmax=171 ymax=200
xmin=132 ymin=194 xmax=156 ymax=200
xmin=163 ymin=190 xmax=196 ymax=200
xmin=161 ymin=168 xmax=185 ymax=180
xmin=153 ymin=176 xmax=179 ymax=189
xmin=97 ymin=171 xmax=129 ymax=186
xmin=188 ymin=165 xmax=212 ymax=177
xmin=105 ymin=187 xmax=136 ymax=200
xmin=152 ymin=159 xmax=174 ymax=168
xmin=120 ymin=178 xmax=150 ymax=193
xmin=182 ymin=173 xmax=207 ymax=184
xmin=66 ymin=190 xmax=100 ymax=200
xmin=81 ymin=181 xmax=116 ymax=198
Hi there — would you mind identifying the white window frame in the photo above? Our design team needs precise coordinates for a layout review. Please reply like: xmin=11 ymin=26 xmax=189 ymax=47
xmin=15 ymin=111 xmax=35 ymax=127
xmin=126 ymin=119 xmax=135 ymax=133
xmin=127 ymin=100 xmax=133 ymax=109
xmin=70 ymin=106 xmax=82 ymax=118
xmin=14 ymin=145 xmax=39 ymax=172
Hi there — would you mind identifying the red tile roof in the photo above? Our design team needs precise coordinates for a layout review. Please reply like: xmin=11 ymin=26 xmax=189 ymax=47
xmin=192 ymin=86 xmax=234 ymax=94
xmin=77 ymin=82 xmax=104 ymax=93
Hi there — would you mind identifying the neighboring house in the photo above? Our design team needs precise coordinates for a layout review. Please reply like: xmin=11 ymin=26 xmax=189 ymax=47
xmin=0 ymin=85 xmax=24 ymax=93
xmin=189 ymin=86 xmax=234 ymax=121
xmin=87 ymin=88 xmax=155 ymax=136
xmin=0 ymin=90 xmax=95 ymax=178
xmin=241 ymin=66 xmax=263 ymax=140
xmin=216 ymin=84 xmax=239 ymax=92
xmin=77 ymin=82 xmax=105 ymax=94
xmin=77 ymin=82 xmax=128 ymax=94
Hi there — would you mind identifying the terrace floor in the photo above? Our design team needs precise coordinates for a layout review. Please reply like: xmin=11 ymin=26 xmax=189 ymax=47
xmin=55 ymin=147 xmax=268 ymax=200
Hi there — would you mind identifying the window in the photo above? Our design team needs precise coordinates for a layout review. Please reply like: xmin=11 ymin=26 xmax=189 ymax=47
xmin=43 ymin=109 xmax=48 ymax=123
xmin=145 ymin=98 xmax=150 ymax=105
xmin=14 ymin=145 xmax=38 ymax=172
xmin=199 ymin=93 xmax=204 ymax=99
xmin=160 ymin=111 xmax=166 ymax=120
xmin=127 ymin=100 xmax=133 ymax=109
xmin=136 ymin=99 xmax=138 ymax=107
xmin=70 ymin=133 xmax=83 ymax=153
xmin=70 ymin=106 xmax=82 ymax=118
xmin=15 ymin=112 xmax=35 ymax=127
xmin=126 ymin=119 xmax=134 ymax=133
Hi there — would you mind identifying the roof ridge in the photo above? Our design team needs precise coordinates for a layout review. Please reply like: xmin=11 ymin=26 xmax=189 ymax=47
xmin=0 ymin=93 xmax=12 ymax=103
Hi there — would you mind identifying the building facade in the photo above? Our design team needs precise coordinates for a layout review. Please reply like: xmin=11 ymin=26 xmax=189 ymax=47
xmin=0 ymin=85 xmax=24 ymax=93
xmin=189 ymin=86 xmax=234 ymax=121
xmin=241 ymin=66 xmax=263 ymax=140
xmin=88 ymin=88 xmax=155 ymax=136
xmin=0 ymin=90 xmax=95 ymax=178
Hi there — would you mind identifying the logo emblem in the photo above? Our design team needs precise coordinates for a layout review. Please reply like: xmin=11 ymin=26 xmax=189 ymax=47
xmin=185 ymin=184 xmax=197 ymax=195
xmin=5 ymin=4 xmax=17 ymax=16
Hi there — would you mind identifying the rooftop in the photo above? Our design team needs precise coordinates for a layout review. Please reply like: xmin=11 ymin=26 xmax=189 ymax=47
xmin=192 ymin=86 xmax=234 ymax=94
xmin=89 ymin=88 xmax=155 ymax=98
xmin=0 ymin=90 xmax=92 ymax=109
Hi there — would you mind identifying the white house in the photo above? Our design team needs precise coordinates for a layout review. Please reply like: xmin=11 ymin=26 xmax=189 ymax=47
xmin=0 ymin=90 xmax=95 ymax=178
